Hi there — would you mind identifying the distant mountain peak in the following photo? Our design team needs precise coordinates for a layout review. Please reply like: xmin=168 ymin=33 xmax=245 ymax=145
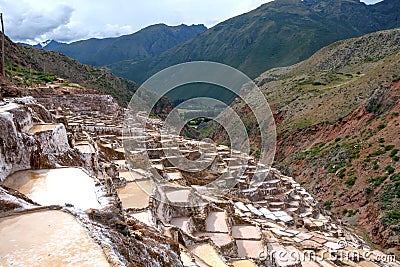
xmin=39 ymin=40 xmax=53 ymax=48
xmin=19 ymin=40 xmax=64 ymax=50
xmin=46 ymin=23 xmax=208 ymax=67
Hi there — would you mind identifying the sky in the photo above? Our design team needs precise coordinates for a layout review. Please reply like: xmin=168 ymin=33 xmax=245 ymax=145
xmin=0 ymin=0 xmax=384 ymax=44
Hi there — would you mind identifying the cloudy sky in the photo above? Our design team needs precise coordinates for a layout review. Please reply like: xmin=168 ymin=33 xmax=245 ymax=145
xmin=0 ymin=0 xmax=383 ymax=44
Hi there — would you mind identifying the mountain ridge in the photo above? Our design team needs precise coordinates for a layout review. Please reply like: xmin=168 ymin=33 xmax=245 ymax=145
xmin=19 ymin=40 xmax=65 ymax=50
xmin=47 ymin=23 xmax=207 ymax=67
xmin=108 ymin=0 xmax=400 ymax=85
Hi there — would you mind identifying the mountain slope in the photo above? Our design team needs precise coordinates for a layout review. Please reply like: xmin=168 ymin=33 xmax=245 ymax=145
xmin=50 ymin=24 xmax=207 ymax=67
xmin=2 ymin=36 xmax=134 ymax=105
xmin=1 ymin=36 xmax=175 ymax=122
xmin=109 ymin=0 xmax=400 ymax=85
xmin=206 ymin=28 xmax=400 ymax=254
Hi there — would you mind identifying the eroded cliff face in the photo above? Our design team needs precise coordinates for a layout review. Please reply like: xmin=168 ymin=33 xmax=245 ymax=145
xmin=0 ymin=98 xmax=73 ymax=181
xmin=0 ymin=103 xmax=32 ymax=181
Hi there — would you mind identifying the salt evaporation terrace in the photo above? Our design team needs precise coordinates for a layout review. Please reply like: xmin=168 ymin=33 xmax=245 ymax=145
xmin=118 ymin=113 xmax=399 ymax=267
xmin=3 ymin=168 xmax=101 ymax=210
xmin=0 ymin=211 xmax=110 ymax=266
xmin=0 ymin=93 xmax=399 ymax=267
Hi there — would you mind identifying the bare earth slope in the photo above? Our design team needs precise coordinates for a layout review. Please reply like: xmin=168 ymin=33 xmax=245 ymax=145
xmin=210 ymin=28 xmax=400 ymax=254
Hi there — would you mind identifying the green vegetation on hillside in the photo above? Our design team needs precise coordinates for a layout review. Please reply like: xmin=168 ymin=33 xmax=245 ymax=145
xmin=6 ymin=63 xmax=57 ymax=85
xmin=109 ymin=0 xmax=400 ymax=88
xmin=2 ymin=35 xmax=137 ymax=106
xmin=52 ymin=24 xmax=207 ymax=67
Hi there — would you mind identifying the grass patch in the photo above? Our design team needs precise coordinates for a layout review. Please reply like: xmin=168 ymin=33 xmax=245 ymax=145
xmin=347 ymin=210 xmax=359 ymax=217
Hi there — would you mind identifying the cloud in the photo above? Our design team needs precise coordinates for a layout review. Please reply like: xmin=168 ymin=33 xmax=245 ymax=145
xmin=1 ymin=0 xmax=272 ymax=43
xmin=362 ymin=0 xmax=383 ymax=4
xmin=0 ymin=0 xmax=74 ymax=42
xmin=0 ymin=0 xmax=386 ymax=43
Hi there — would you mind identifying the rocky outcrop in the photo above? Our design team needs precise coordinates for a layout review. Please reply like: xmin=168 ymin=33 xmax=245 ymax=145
xmin=0 ymin=102 xmax=35 ymax=181
xmin=0 ymin=97 xmax=86 ymax=181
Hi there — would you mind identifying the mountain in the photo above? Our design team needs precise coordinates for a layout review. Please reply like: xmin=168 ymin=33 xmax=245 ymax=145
xmin=2 ymin=36 xmax=137 ymax=106
xmin=109 ymin=0 xmax=400 ymax=86
xmin=205 ymin=28 xmax=400 ymax=254
xmin=49 ymin=24 xmax=207 ymax=67
xmin=18 ymin=40 xmax=64 ymax=50
xmin=41 ymin=40 xmax=65 ymax=50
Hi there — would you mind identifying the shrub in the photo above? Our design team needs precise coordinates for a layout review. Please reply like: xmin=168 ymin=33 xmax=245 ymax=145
xmin=368 ymin=149 xmax=386 ymax=157
xmin=382 ymin=210 xmax=400 ymax=226
xmin=377 ymin=123 xmax=386 ymax=131
xmin=312 ymin=81 xmax=325 ymax=86
xmin=385 ymin=145 xmax=395 ymax=151
xmin=390 ymin=173 xmax=400 ymax=181
xmin=365 ymin=186 xmax=373 ymax=195
xmin=385 ymin=165 xmax=395 ymax=175
xmin=390 ymin=149 xmax=399 ymax=158
xmin=323 ymin=200 xmax=333 ymax=210
xmin=373 ymin=161 xmax=380 ymax=170
xmin=338 ymin=168 xmax=346 ymax=179
xmin=368 ymin=175 xmax=388 ymax=186
xmin=345 ymin=177 xmax=357 ymax=186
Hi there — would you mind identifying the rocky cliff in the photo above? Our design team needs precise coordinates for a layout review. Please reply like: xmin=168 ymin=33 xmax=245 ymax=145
xmin=0 ymin=97 xmax=78 ymax=181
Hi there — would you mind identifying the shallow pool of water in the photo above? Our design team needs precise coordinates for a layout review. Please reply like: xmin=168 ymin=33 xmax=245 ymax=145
xmin=231 ymin=225 xmax=261 ymax=240
xmin=171 ymin=217 xmax=191 ymax=234
xmin=232 ymin=260 xmax=257 ymax=267
xmin=118 ymin=171 xmax=145 ymax=181
xmin=194 ymin=232 xmax=232 ymax=247
xmin=189 ymin=243 xmax=228 ymax=267
xmin=3 ymin=168 xmax=101 ymax=210
xmin=28 ymin=124 xmax=60 ymax=134
xmin=180 ymin=250 xmax=193 ymax=266
xmin=131 ymin=211 xmax=152 ymax=226
xmin=165 ymin=189 xmax=191 ymax=203
xmin=75 ymin=144 xmax=95 ymax=154
xmin=117 ymin=180 xmax=152 ymax=209
xmin=236 ymin=240 xmax=264 ymax=258
xmin=0 ymin=210 xmax=110 ymax=266
xmin=205 ymin=212 xmax=229 ymax=233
